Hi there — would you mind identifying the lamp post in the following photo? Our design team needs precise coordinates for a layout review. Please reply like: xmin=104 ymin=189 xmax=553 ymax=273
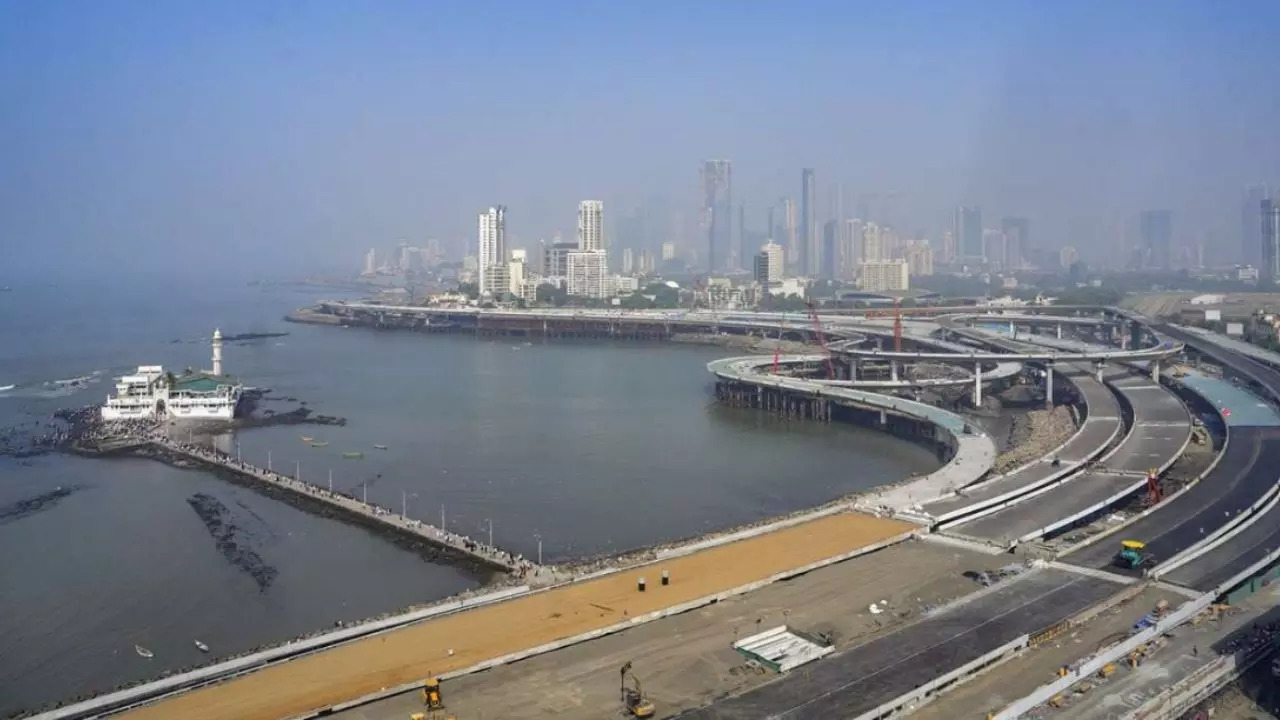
xmin=533 ymin=532 xmax=543 ymax=566
xmin=402 ymin=491 xmax=417 ymax=520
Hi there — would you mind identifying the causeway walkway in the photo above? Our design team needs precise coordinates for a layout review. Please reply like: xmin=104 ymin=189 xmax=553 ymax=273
xmin=154 ymin=439 xmax=529 ymax=574
xmin=116 ymin=512 xmax=914 ymax=720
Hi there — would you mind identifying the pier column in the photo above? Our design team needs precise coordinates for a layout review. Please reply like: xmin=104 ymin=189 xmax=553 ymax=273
xmin=973 ymin=362 xmax=983 ymax=407
xmin=849 ymin=359 xmax=858 ymax=380
xmin=1151 ymin=359 xmax=1161 ymax=383
xmin=1009 ymin=321 xmax=1016 ymax=338
xmin=1056 ymin=323 xmax=1063 ymax=339
xmin=891 ymin=361 xmax=899 ymax=382
xmin=1095 ymin=359 xmax=1105 ymax=382
xmin=1045 ymin=363 xmax=1055 ymax=407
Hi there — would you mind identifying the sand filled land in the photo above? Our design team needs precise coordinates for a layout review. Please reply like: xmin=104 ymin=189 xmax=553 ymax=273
xmin=121 ymin=511 xmax=914 ymax=720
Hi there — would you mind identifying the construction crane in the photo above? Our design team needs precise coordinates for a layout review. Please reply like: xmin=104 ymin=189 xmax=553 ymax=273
xmin=805 ymin=300 xmax=836 ymax=380
xmin=620 ymin=662 xmax=656 ymax=718
xmin=1146 ymin=468 xmax=1162 ymax=505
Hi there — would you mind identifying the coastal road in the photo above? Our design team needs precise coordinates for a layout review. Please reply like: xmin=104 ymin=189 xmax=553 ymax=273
xmin=670 ymin=568 xmax=1120 ymax=720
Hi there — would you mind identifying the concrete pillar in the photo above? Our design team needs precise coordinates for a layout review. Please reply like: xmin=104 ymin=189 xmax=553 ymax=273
xmin=849 ymin=359 xmax=858 ymax=380
xmin=1009 ymin=321 xmax=1016 ymax=338
xmin=891 ymin=361 xmax=899 ymax=382
xmin=1151 ymin=359 xmax=1161 ymax=383
xmin=973 ymin=362 xmax=983 ymax=407
xmin=1056 ymin=323 xmax=1063 ymax=340
xmin=1095 ymin=360 xmax=1105 ymax=382
xmin=1046 ymin=364 xmax=1055 ymax=407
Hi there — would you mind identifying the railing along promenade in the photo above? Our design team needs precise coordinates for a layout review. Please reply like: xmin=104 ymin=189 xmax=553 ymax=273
xmin=155 ymin=438 xmax=530 ymax=575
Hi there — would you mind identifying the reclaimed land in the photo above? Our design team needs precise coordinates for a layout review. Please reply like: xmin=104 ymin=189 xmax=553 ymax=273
xmin=118 ymin=511 xmax=914 ymax=720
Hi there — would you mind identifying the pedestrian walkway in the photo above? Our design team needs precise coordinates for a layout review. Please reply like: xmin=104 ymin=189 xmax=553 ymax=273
xmin=156 ymin=439 xmax=530 ymax=574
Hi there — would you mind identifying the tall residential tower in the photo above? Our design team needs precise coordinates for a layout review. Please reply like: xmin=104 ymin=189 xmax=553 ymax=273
xmin=700 ymin=160 xmax=732 ymax=272
xmin=478 ymin=205 xmax=507 ymax=296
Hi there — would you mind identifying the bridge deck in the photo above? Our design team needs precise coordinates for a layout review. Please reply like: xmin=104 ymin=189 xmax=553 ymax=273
xmin=1063 ymin=426 xmax=1280 ymax=574
xmin=116 ymin=513 xmax=914 ymax=720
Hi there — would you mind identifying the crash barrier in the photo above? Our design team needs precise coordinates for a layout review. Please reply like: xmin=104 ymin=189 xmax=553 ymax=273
xmin=996 ymin=534 xmax=1280 ymax=718
xmin=1055 ymin=405 xmax=1232 ymax=560
xmin=312 ymin=529 xmax=918 ymax=719
xmin=1151 ymin=478 xmax=1280 ymax=579
xmin=28 ymin=585 xmax=532 ymax=720
xmin=850 ymin=635 xmax=1031 ymax=720
xmin=1030 ymin=620 xmax=1071 ymax=648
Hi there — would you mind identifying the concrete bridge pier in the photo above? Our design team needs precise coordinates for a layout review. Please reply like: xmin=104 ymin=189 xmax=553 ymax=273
xmin=1094 ymin=359 xmax=1106 ymax=382
xmin=849 ymin=359 xmax=858 ymax=380
xmin=973 ymin=362 xmax=983 ymax=406
xmin=891 ymin=360 xmax=899 ymax=382
xmin=1056 ymin=323 xmax=1063 ymax=339
xmin=1045 ymin=363 xmax=1055 ymax=407
xmin=1151 ymin=359 xmax=1161 ymax=383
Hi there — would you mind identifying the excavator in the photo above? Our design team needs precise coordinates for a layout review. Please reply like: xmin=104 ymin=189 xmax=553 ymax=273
xmin=620 ymin=661 xmax=656 ymax=718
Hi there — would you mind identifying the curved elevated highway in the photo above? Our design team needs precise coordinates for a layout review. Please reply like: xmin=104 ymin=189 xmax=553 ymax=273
xmin=1062 ymin=324 xmax=1280 ymax=577
xmin=947 ymin=370 xmax=1192 ymax=546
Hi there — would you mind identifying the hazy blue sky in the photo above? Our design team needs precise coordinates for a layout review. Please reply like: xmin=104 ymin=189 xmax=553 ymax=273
xmin=2 ymin=0 xmax=1278 ymax=276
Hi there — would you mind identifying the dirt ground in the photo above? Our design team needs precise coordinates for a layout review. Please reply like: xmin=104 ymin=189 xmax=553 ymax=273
xmin=120 ymin=512 xmax=914 ymax=720
xmin=909 ymin=586 xmax=1186 ymax=720
xmin=335 ymin=539 xmax=1010 ymax=720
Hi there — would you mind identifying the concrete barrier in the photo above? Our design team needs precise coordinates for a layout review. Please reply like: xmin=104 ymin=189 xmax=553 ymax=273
xmin=1121 ymin=636 xmax=1280 ymax=720
xmin=28 ymin=585 xmax=532 ymax=720
xmin=991 ymin=593 xmax=1215 ymax=720
xmin=1152 ymin=478 xmax=1280 ymax=579
xmin=1056 ymin=410 xmax=1232 ymax=560
xmin=306 ymin=530 xmax=919 ymax=719
xmin=851 ymin=635 xmax=1031 ymax=720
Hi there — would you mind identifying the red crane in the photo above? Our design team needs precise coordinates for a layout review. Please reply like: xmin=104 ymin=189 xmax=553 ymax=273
xmin=805 ymin=300 xmax=836 ymax=380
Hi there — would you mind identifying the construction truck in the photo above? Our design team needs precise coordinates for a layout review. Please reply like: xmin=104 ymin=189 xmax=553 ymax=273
xmin=420 ymin=677 xmax=444 ymax=710
xmin=620 ymin=662 xmax=655 ymax=718
xmin=1114 ymin=540 xmax=1156 ymax=571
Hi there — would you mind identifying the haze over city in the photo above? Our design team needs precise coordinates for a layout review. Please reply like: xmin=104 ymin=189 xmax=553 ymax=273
xmin=2 ymin=0 xmax=1278 ymax=279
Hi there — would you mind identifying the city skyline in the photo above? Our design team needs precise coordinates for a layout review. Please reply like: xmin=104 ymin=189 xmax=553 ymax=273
xmin=4 ymin=1 xmax=1278 ymax=280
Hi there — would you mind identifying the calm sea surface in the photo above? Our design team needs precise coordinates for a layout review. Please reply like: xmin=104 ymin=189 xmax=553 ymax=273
xmin=0 ymin=277 xmax=938 ymax=714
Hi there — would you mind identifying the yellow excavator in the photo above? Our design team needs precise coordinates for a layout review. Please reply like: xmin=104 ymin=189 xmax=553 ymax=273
xmin=620 ymin=662 xmax=655 ymax=718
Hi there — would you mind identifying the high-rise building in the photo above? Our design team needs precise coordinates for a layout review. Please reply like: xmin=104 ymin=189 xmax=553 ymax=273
xmin=542 ymin=241 xmax=578 ymax=278
xmin=821 ymin=220 xmax=838 ymax=280
xmin=1000 ymin=217 xmax=1029 ymax=269
xmin=841 ymin=219 xmax=864 ymax=279
xmin=621 ymin=247 xmax=635 ymax=275
xmin=760 ymin=242 xmax=783 ymax=283
xmin=953 ymin=206 xmax=983 ymax=260
xmin=862 ymin=222 xmax=883 ymax=263
xmin=363 ymin=248 xmax=376 ymax=276
xmin=983 ymin=230 xmax=1006 ymax=270
xmin=1140 ymin=210 xmax=1172 ymax=270
xmin=860 ymin=260 xmax=910 ymax=292
xmin=801 ymin=169 xmax=817 ymax=276
xmin=700 ymin=160 xmax=732 ymax=272
xmin=566 ymin=250 xmax=607 ymax=298
xmin=578 ymin=200 xmax=604 ymax=252
xmin=783 ymin=197 xmax=798 ymax=271
xmin=1244 ymin=185 xmax=1272 ymax=266
xmin=905 ymin=243 xmax=935 ymax=277
xmin=1262 ymin=198 xmax=1280 ymax=283
xmin=478 ymin=206 xmax=507 ymax=296
xmin=661 ymin=242 xmax=676 ymax=261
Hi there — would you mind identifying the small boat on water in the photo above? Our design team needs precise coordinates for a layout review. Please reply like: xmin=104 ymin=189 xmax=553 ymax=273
xmin=373 ymin=444 xmax=388 ymax=450
xmin=0 ymin=384 xmax=14 ymax=392
xmin=310 ymin=441 xmax=330 ymax=448
xmin=300 ymin=436 xmax=314 ymax=443
xmin=342 ymin=451 xmax=364 ymax=460
xmin=194 ymin=640 xmax=209 ymax=653
xmin=135 ymin=644 xmax=154 ymax=659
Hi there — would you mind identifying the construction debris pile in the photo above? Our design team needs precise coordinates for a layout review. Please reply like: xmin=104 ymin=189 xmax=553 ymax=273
xmin=992 ymin=406 xmax=1076 ymax=474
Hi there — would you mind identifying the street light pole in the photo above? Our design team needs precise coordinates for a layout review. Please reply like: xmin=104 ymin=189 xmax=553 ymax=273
xmin=267 ymin=450 xmax=272 ymax=472
xmin=486 ymin=518 xmax=493 ymax=548
xmin=534 ymin=533 xmax=543 ymax=565
xmin=236 ymin=442 xmax=240 ymax=463
xmin=402 ymin=490 xmax=407 ymax=519
xmin=328 ymin=468 xmax=333 ymax=493
xmin=295 ymin=460 xmax=300 ymax=482
xmin=441 ymin=505 xmax=446 ymax=531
